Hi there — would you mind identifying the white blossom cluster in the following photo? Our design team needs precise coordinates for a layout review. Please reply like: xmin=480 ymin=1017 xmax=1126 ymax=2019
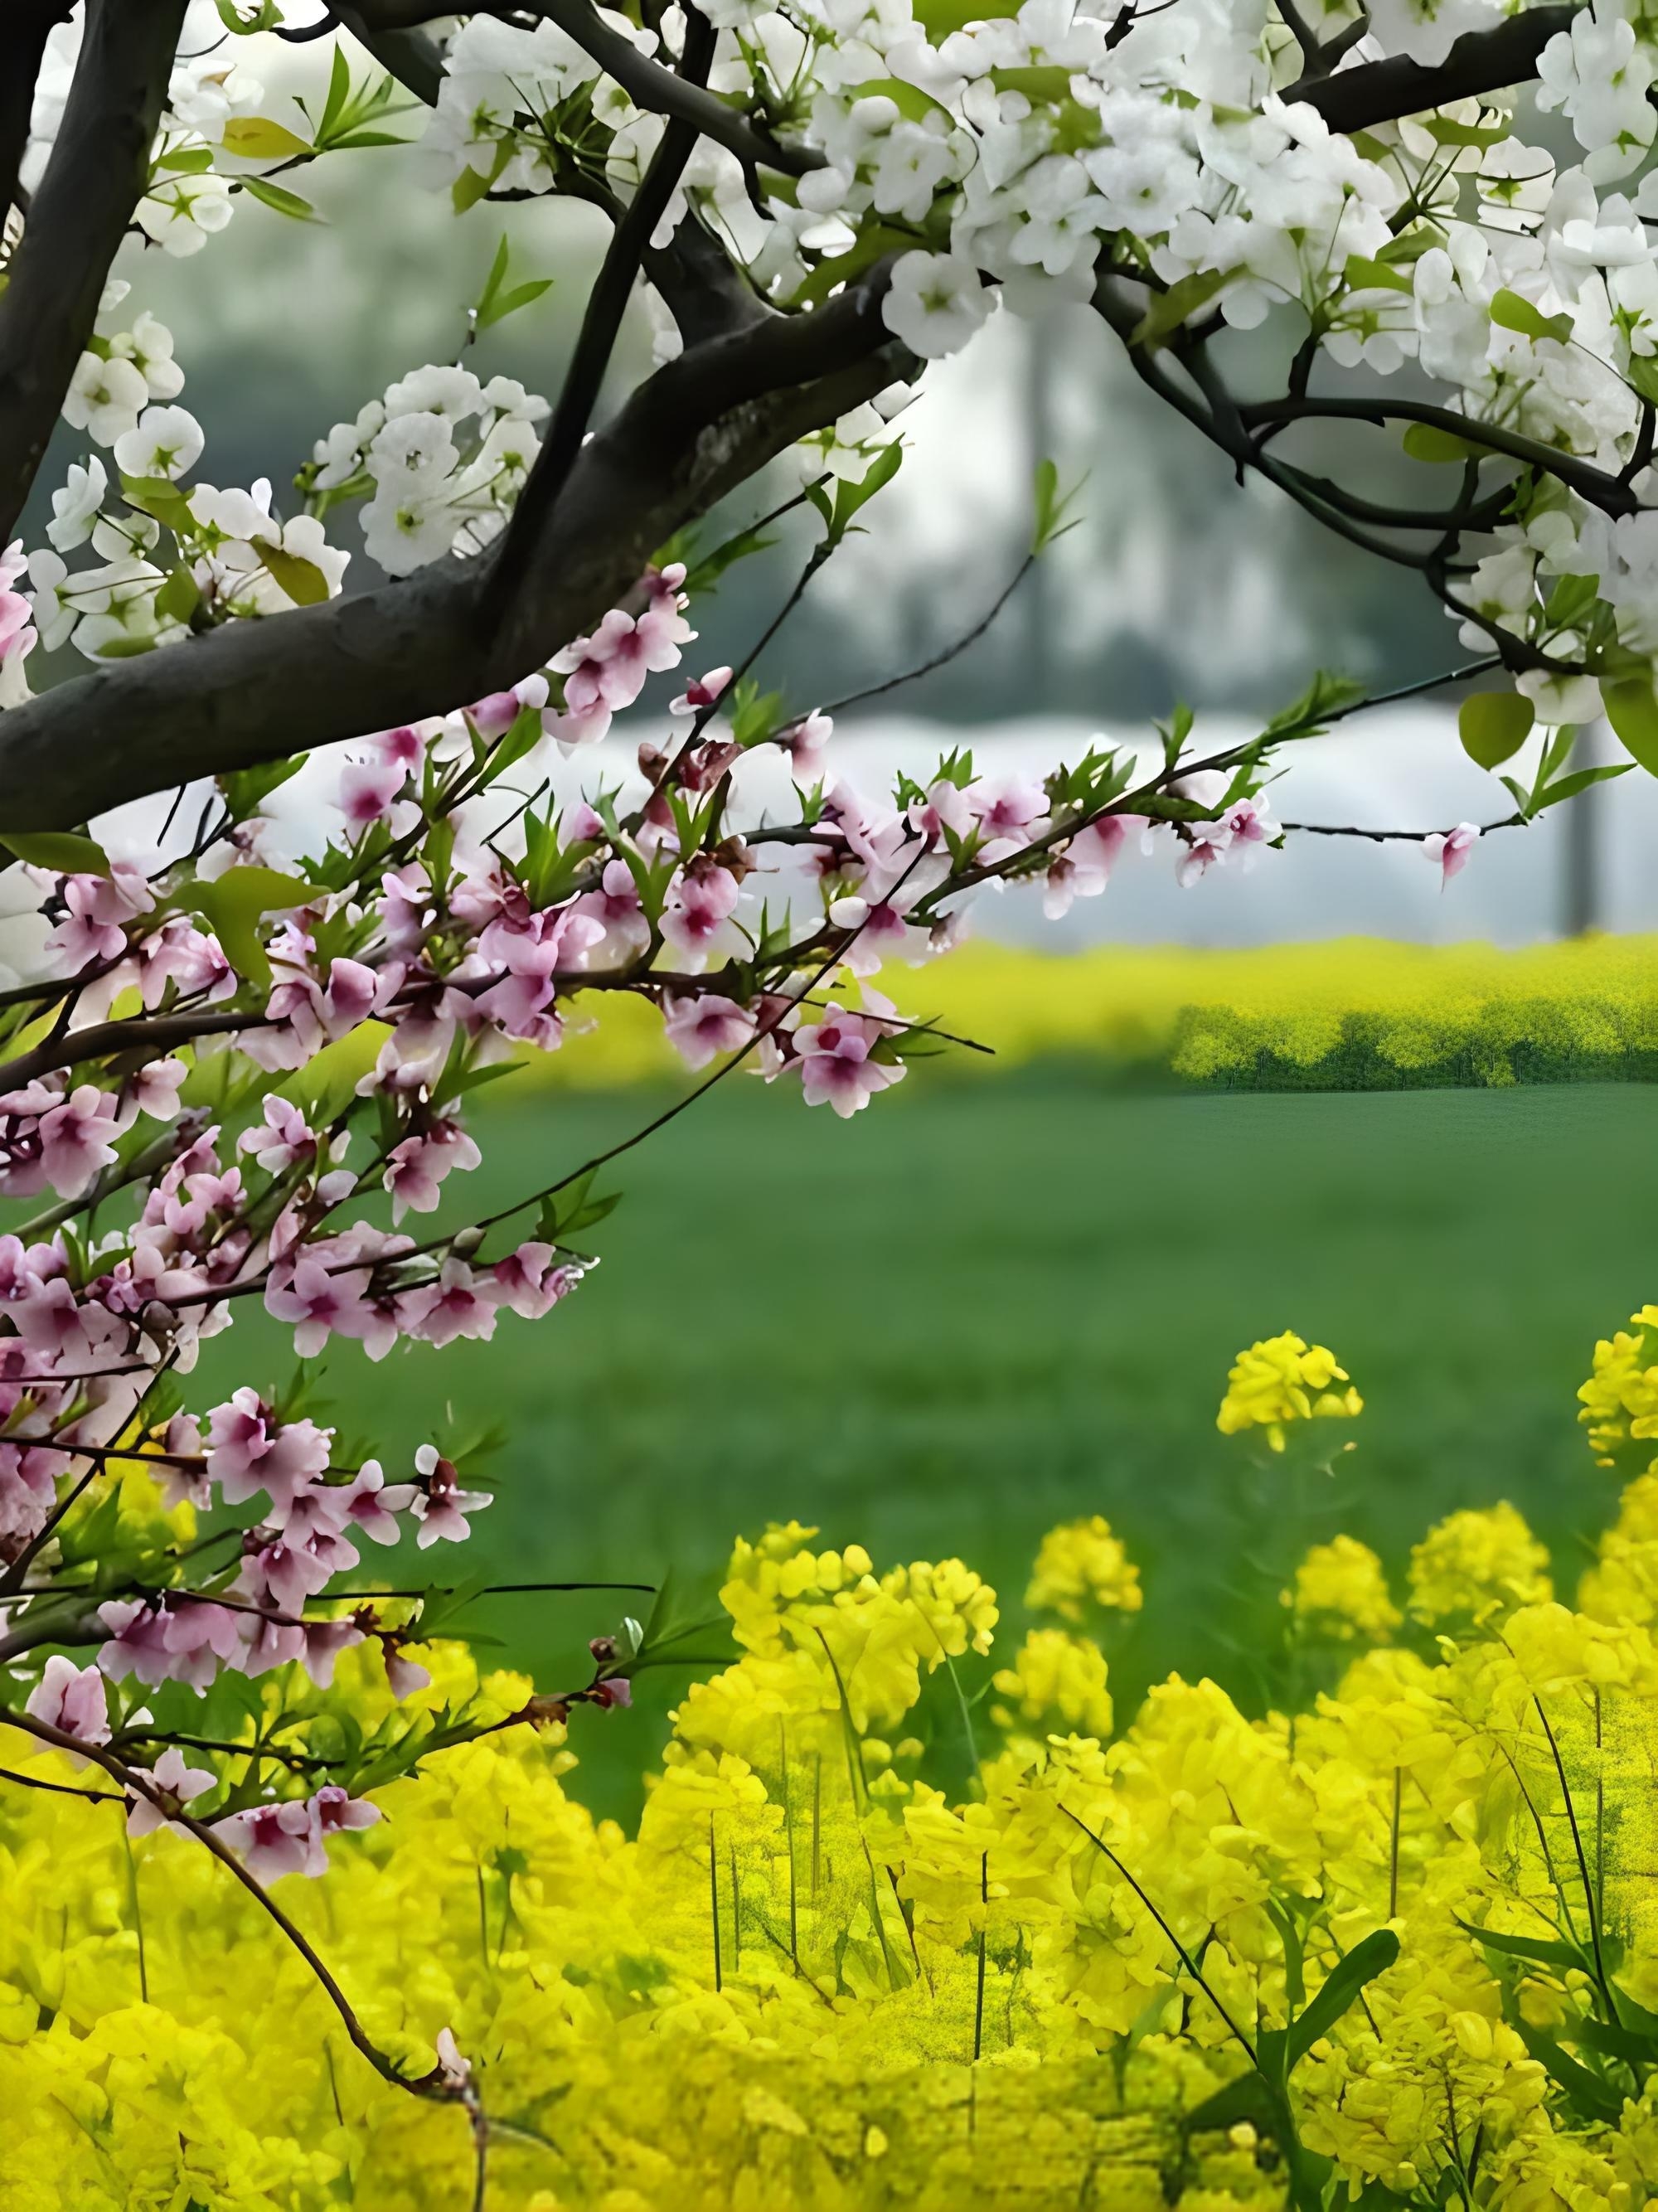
xmin=17 ymin=0 xmax=1658 ymax=735
xmin=308 ymin=364 xmax=551 ymax=575
xmin=400 ymin=0 xmax=1658 ymax=735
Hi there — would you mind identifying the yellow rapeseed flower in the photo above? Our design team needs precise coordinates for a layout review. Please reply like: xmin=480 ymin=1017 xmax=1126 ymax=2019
xmin=1216 ymin=1331 xmax=1362 ymax=1451
xmin=1025 ymin=1516 xmax=1143 ymax=1622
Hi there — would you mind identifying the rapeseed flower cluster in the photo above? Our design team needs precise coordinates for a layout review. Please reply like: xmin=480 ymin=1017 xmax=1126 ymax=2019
xmin=10 ymin=1328 xmax=1658 ymax=2208
xmin=1215 ymin=1332 xmax=1363 ymax=1451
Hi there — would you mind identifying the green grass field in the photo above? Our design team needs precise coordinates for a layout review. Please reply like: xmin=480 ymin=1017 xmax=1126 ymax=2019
xmin=199 ymin=1071 xmax=1658 ymax=1818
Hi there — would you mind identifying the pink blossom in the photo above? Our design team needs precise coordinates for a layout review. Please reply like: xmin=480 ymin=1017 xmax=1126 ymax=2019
xmin=659 ymin=864 xmax=739 ymax=966
xmin=239 ymin=1535 xmax=342 ymax=1615
xmin=668 ymin=665 xmax=732 ymax=718
xmin=36 ymin=1084 xmax=122 ymax=1198
xmin=383 ymin=1641 xmax=432 ymax=1700
xmin=1045 ymin=814 xmax=1130 ymax=916
xmin=339 ymin=757 xmax=409 ymax=827
xmin=98 ymin=1599 xmax=176 ymax=1686
xmin=338 ymin=1458 xmax=417 ymax=1545
xmin=1424 ymin=821 xmax=1479 ymax=883
xmin=9 ymin=1273 xmax=90 ymax=1358
xmin=159 ymin=1601 xmax=245 ymax=1689
xmin=435 ymin=2027 xmax=472 ymax=2089
xmin=141 ymin=919 xmax=234 ymax=1007
xmin=636 ymin=562 xmax=694 ymax=662
xmin=150 ymin=1412 xmax=210 ymax=1511
xmin=126 ymin=1057 xmax=187 ymax=1122
xmin=398 ymin=1259 xmax=500 ymax=1348
xmin=792 ymin=1008 xmax=906 ymax=1118
xmin=126 ymin=1744 xmax=216 ymax=1837
xmin=204 ymin=1391 xmax=332 ymax=1511
xmin=234 ymin=1612 xmax=309 ymax=1679
xmin=376 ymin=724 xmax=425 ymax=769
xmin=489 ymin=1242 xmax=574 ymax=1321
xmin=970 ymin=777 xmax=1050 ymax=855
xmin=238 ymin=1094 xmax=318 ymax=1175
xmin=224 ymin=1797 xmax=320 ymax=1880
xmin=573 ymin=858 xmax=648 ymax=967
xmin=313 ymin=1783 xmax=381 ymax=1838
xmin=0 ymin=540 xmax=36 ymax=668
xmin=264 ymin=1256 xmax=381 ymax=1359
xmin=410 ymin=1443 xmax=492 ymax=1545
xmin=383 ymin=1119 xmax=482 ymax=1218
xmin=591 ymin=1676 xmax=633 ymax=1709
xmin=662 ymin=992 xmax=758 ymax=1070
xmin=24 ymin=1656 xmax=109 ymax=1758
xmin=1175 ymin=826 xmax=1232 ymax=888
xmin=0 ymin=1443 xmax=59 ymax=1546
xmin=778 ymin=711 xmax=831 ymax=783
xmin=301 ymin=1618 xmax=364 ymax=1687
xmin=378 ymin=864 xmax=434 ymax=952
xmin=46 ymin=862 xmax=154 ymax=971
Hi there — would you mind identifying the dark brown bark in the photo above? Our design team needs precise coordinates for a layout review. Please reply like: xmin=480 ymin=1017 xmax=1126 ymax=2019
xmin=0 ymin=274 xmax=904 ymax=830
xmin=0 ymin=0 xmax=189 ymax=541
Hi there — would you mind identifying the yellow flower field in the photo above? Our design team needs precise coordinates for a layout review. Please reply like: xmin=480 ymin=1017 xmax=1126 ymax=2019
xmin=513 ymin=936 xmax=1658 ymax=1092
xmin=11 ymin=1323 xmax=1658 ymax=2206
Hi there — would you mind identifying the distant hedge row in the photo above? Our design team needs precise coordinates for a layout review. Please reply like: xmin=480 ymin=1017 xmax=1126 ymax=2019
xmin=514 ymin=936 xmax=1658 ymax=1093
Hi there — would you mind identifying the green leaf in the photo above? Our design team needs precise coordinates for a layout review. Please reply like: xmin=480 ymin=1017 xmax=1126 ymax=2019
xmin=1342 ymin=254 xmax=1414 ymax=296
xmin=121 ymin=473 xmax=196 ymax=531
xmin=1602 ymin=676 xmax=1658 ymax=775
xmin=827 ymin=440 xmax=903 ymax=543
xmin=1490 ymin=288 xmax=1573 ymax=346
xmin=1403 ymin=422 xmax=1476 ymax=465
xmin=1183 ymin=2069 xmax=1285 ymax=2137
xmin=1572 ymin=2013 xmax=1658 ymax=2065
xmin=182 ymin=867 xmax=320 ymax=992
xmin=222 ymin=116 xmax=313 ymax=160
xmin=155 ymin=564 xmax=203 ymax=629
xmin=1459 ymin=689 xmax=1534 ymax=769
xmin=474 ymin=233 xmax=555 ymax=331
xmin=258 ymin=545 xmax=331 ymax=608
xmin=1286 ymin=1931 xmax=1399 ymax=2069
xmin=1515 ymin=2023 xmax=1623 ymax=2122
xmin=220 ymin=756 xmax=305 ymax=820
xmin=486 ymin=704 xmax=545 ymax=780
xmin=1424 ymin=114 xmax=1510 ymax=149
xmin=318 ymin=43 xmax=352 ymax=142
xmin=1533 ymin=761 xmax=1633 ymax=811
xmin=681 ymin=521 xmax=779 ymax=598
xmin=1456 ymin=1919 xmax=1586 ymax=1973
xmin=1261 ymin=668 xmax=1367 ymax=742
xmin=238 ymin=175 xmax=322 ymax=222
xmin=215 ymin=0 xmax=281 ymax=27
xmin=842 ymin=75 xmax=956 ymax=125
xmin=1031 ymin=458 xmax=1087 ymax=554
xmin=453 ymin=140 xmax=511 ymax=214
xmin=1131 ymin=269 xmax=1228 ymax=351
xmin=0 ymin=831 xmax=111 ymax=876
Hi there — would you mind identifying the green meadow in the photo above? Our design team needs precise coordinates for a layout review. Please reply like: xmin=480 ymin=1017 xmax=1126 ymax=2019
xmin=198 ymin=1071 xmax=1658 ymax=1817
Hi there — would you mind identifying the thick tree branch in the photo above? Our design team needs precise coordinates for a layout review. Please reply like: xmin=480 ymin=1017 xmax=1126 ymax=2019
xmin=1293 ymin=4 xmax=1575 ymax=129
xmin=0 ymin=1 xmax=71 ymax=231
xmin=1242 ymin=395 xmax=1638 ymax=517
xmin=0 ymin=0 xmax=189 ymax=542
xmin=335 ymin=4 xmax=447 ymax=104
xmin=339 ymin=5 xmax=768 ymax=355
xmin=487 ymin=2 xmax=718 ymax=625
xmin=0 ymin=275 xmax=905 ymax=830
xmin=350 ymin=0 xmax=826 ymax=172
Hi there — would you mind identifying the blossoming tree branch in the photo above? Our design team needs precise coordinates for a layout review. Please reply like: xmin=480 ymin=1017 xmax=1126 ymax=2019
xmin=0 ymin=0 xmax=1655 ymax=2119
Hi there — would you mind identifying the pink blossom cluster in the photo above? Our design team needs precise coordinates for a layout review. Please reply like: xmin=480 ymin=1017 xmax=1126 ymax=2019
xmin=0 ymin=551 xmax=1408 ymax=1922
